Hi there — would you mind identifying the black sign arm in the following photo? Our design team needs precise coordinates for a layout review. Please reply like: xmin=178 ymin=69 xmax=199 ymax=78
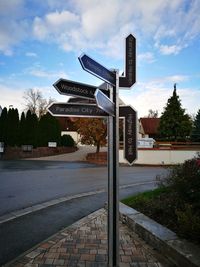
xmin=119 ymin=34 xmax=136 ymax=88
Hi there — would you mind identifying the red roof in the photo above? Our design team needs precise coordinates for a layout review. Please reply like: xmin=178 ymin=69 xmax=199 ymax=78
xmin=140 ymin=118 xmax=160 ymax=134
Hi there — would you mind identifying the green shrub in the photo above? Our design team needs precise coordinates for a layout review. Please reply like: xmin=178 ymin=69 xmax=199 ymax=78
xmin=61 ymin=134 xmax=75 ymax=147
xmin=123 ymin=156 xmax=200 ymax=245
xmin=176 ymin=204 xmax=200 ymax=243
xmin=156 ymin=158 xmax=200 ymax=206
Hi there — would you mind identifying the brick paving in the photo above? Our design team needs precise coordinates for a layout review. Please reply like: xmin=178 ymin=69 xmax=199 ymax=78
xmin=6 ymin=209 xmax=173 ymax=267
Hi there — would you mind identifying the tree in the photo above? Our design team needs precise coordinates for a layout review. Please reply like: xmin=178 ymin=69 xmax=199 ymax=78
xmin=0 ymin=107 xmax=8 ymax=144
xmin=74 ymin=118 xmax=107 ymax=153
xmin=158 ymin=84 xmax=192 ymax=141
xmin=38 ymin=113 xmax=61 ymax=146
xmin=61 ymin=135 xmax=75 ymax=147
xmin=6 ymin=108 xmax=19 ymax=146
xmin=19 ymin=112 xmax=26 ymax=145
xmin=24 ymin=110 xmax=38 ymax=147
xmin=148 ymin=109 xmax=158 ymax=118
xmin=191 ymin=109 xmax=200 ymax=142
xmin=23 ymin=88 xmax=55 ymax=118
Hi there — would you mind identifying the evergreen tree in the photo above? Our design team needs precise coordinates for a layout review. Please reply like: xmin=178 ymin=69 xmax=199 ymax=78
xmin=191 ymin=109 xmax=200 ymax=142
xmin=24 ymin=110 xmax=32 ymax=144
xmin=14 ymin=109 xmax=20 ymax=146
xmin=0 ymin=107 xmax=8 ymax=144
xmin=6 ymin=108 xmax=19 ymax=146
xmin=31 ymin=113 xmax=38 ymax=147
xmin=38 ymin=113 xmax=61 ymax=146
xmin=24 ymin=110 xmax=38 ymax=146
xmin=158 ymin=84 xmax=192 ymax=141
xmin=19 ymin=112 xmax=26 ymax=145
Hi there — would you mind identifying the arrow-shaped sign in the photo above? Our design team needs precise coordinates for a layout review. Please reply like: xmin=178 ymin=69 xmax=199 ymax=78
xmin=48 ymin=102 xmax=109 ymax=118
xmin=119 ymin=105 xmax=137 ymax=165
xmin=53 ymin=78 xmax=109 ymax=100
xmin=79 ymin=53 xmax=116 ymax=86
xmin=95 ymin=89 xmax=114 ymax=116
xmin=119 ymin=34 xmax=136 ymax=88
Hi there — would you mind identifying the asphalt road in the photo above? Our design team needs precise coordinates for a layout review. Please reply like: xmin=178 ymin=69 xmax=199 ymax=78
xmin=0 ymin=184 xmax=157 ymax=266
xmin=0 ymin=160 xmax=167 ymax=216
xmin=0 ymin=160 xmax=168 ymax=265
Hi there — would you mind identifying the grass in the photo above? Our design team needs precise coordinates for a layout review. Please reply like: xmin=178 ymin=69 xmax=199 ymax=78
xmin=122 ymin=187 xmax=169 ymax=207
xmin=122 ymin=186 xmax=200 ymax=246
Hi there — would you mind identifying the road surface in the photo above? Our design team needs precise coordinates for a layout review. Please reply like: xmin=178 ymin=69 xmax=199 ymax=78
xmin=0 ymin=160 xmax=167 ymax=216
xmin=0 ymin=159 xmax=168 ymax=265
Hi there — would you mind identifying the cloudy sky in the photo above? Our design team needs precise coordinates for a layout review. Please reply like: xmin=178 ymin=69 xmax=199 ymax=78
xmin=0 ymin=0 xmax=200 ymax=117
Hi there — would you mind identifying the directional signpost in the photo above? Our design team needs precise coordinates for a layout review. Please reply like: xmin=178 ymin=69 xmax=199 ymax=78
xmin=79 ymin=53 xmax=116 ymax=86
xmin=48 ymin=102 xmax=108 ymax=118
xmin=53 ymin=78 xmax=109 ymax=100
xmin=120 ymin=106 xmax=137 ymax=164
xmin=95 ymin=89 xmax=114 ymax=116
xmin=48 ymin=34 xmax=137 ymax=267
xmin=119 ymin=34 xmax=136 ymax=88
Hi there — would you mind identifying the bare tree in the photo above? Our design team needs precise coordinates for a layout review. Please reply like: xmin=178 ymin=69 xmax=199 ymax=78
xmin=23 ymin=89 xmax=55 ymax=118
xmin=148 ymin=109 xmax=159 ymax=118
xmin=38 ymin=97 xmax=55 ymax=118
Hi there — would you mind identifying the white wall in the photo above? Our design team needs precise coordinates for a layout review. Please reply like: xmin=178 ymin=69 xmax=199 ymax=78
xmin=119 ymin=149 xmax=199 ymax=165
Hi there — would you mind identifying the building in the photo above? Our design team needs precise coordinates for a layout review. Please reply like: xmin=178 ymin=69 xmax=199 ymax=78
xmin=139 ymin=117 xmax=160 ymax=139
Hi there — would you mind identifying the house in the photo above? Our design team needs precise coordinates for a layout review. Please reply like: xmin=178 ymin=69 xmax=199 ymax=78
xmin=139 ymin=117 xmax=160 ymax=139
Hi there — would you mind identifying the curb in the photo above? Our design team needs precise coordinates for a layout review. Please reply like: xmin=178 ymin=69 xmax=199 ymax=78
xmin=0 ymin=181 xmax=155 ymax=225
xmin=0 ymin=189 xmax=104 ymax=224
xmin=119 ymin=202 xmax=200 ymax=267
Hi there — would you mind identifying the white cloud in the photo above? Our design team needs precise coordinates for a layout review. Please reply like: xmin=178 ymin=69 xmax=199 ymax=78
xmin=152 ymin=75 xmax=189 ymax=84
xmin=158 ymin=43 xmax=187 ymax=55
xmin=0 ymin=0 xmax=29 ymax=55
xmin=120 ymin=73 xmax=197 ymax=118
xmin=138 ymin=52 xmax=155 ymax=64
xmin=0 ymin=20 xmax=28 ymax=55
xmin=27 ymin=67 xmax=69 ymax=79
xmin=1 ymin=0 xmax=200 ymax=58
xmin=33 ymin=10 xmax=79 ymax=41
xmin=0 ymin=84 xmax=24 ymax=112
xmin=121 ymin=82 xmax=200 ymax=118
xmin=153 ymin=0 xmax=200 ymax=55
xmin=25 ymin=52 xmax=37 ymax=57
xmin=0 ymin=83 xmax=68 ymax=114
xmin=0 ymin=0 xmax=25 ymax=17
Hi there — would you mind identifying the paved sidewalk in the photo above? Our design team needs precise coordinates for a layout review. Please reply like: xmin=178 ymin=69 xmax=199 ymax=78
xmin=6 ymin=209 xmax=173 ymax=267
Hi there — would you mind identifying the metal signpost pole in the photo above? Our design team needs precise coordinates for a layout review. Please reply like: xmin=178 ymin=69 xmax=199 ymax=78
xmin=108 ymin=99 xmax=114 ymax=267
xmin=108 ymin=70 xmax=119 ymax=267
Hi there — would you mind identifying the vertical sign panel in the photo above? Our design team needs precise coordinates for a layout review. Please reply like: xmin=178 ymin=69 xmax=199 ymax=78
xmin=119 ymin=105 xmax=137 ymax=164
xmin=119 ymin=34 xmax=136 ymax=88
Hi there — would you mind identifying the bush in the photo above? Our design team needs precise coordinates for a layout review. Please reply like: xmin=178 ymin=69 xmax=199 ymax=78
xmin=157 ymin=158 xmax=200 ymax=206
xmin=176 ymin=204 xmax=200 ymax=243
xmin=123 ymin=156 xmax=200 ymax=245
xmin=61 ymin=135 xmax=75 ymax=147
xmin=156 ymin=157 xmax=200 ymax=243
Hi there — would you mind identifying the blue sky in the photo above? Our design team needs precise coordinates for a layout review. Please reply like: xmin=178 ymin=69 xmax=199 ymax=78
xmin=0 ymin=0 xmax=200 ymax=117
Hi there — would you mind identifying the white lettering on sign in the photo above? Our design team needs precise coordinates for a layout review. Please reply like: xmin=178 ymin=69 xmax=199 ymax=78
xmin=60 ymin=83 xmax=89 ymax=95
xmin=55 ymin=106 xmax=80 ymax=113
xmin=86 ymin=59 xmax=113 ymax=81
xmin=127 ymin=113 xmax=134 ymax=156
